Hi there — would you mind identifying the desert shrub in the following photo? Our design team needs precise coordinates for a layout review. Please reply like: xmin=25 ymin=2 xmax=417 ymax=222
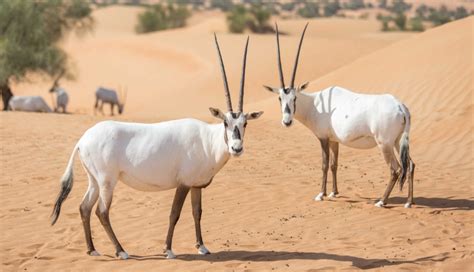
xmin=211 ymin=0 xmax=233 ymax=12
xmin=227 ymin=5 xmax=248 ymax=33
xmin=378 ymin=0 xmax=387 ymax=9
xmin=324 ymin=1 xmax=341 ymax=17
xmin=281 ymin=2 xmax=295 ymax=12
xmin=377 ymin=15 xmax=392 ymax=31
xmin=393 ymin=12 xmax=406 ymax=30
xmin=415 ymin=4 xmax=428 ymax=19
xmin=345 ymin=0 xmax=365 ymax=10
xmin=226 ymin=4 xmax=272 ymax=34
xmin=453 ymin=6 xmax=469 ymax=20
xmin=428 ymin=5 xmax=451 ymax=26
xmin=298 ymin=2 xmax=320 ymax=18
xmin=389 ymin=0 xmax=411 ymax=14
xmin=135 ymin=4 xmax=190 ymax=34
xmin=409 ymin=16 xmax=424 ymax=31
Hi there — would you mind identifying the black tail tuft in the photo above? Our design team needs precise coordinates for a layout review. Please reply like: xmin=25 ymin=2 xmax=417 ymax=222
xmin=51 ymin=169 xmax=73 ymax=225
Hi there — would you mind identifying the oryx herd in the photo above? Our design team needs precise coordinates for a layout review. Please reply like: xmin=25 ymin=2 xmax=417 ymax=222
xmin=5 ymin=71 xmax=127 ymax=115
xmin=49 ymin=24 xmax=415 ymax=260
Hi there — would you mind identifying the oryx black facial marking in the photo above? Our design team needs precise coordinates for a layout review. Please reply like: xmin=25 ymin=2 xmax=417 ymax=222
xmin=284 ymin=103 xmax=291 ymax=114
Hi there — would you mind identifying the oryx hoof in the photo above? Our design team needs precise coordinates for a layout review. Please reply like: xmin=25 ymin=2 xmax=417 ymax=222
xmin=374 ymin=200 xmax=385 ymax=208
xmin=165 ymin=249 xmax=176 ymax=259
xmin=328 ymin=192 xmax=337 ymax=198
xmin=404 ymin=202 xmax=412 ymax=208
xmin=116 ymin=251 xmax=129 ymax=260
xmin=88 ymin=250 xmax=101 ymax=256
xmin=314 ymin=192 xmax=324 ymax=201
xmin=197 ymin=245 xmax=210 ymax=255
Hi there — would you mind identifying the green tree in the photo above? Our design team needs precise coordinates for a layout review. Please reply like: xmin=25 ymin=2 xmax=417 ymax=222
xmin=453 ymin=6 xmax=468 ymax=20
xmin=247 ymin=4 xmax=272 ymax=33
xmin=324 ymin=0 xmax=341 ymax=17
xmin=409 ymin=16 xmax=424 ymax=31
xmin=0 ymin=0 xmax=93 ymax=110
xmin=393 ymin=12 xmax=407 ymax=30
xmin=428 ymin=5 xmax=452 ymax=26
xmin=135 ymin=4 xmax=190 ymax=34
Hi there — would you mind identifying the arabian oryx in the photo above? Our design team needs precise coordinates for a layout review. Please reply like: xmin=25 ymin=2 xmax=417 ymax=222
xmin=8 ymin=96 xmax=52 ymax=112
xmin=94 ymin=86 xmax=126 ymax=115
xmin=49 ymin=71 xmax=69 ymax=113
xmin=51 ymin=35 xmax=263 ymax=259
xmin=264 ymin=23 xmax=415 ymax=208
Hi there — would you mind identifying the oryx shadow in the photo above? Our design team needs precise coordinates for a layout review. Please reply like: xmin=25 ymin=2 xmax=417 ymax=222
xmin=125 ymin=250 xmax=448 ymax=269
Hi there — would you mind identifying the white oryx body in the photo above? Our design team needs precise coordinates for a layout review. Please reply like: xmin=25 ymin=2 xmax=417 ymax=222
xmin=8 ymin=96 xmax=52 ymax=112
xmin=51 ymin=35 xmax=263 ymax=260
xmin=292 ymin=86 xmax=408 ymax=150
xmin=52 ymin=88 xmax=69 ymax=113
xmin=75 ymin=119 xmax=230 ymax=193
xmin=265 ymin=23 xmax=415 ymax=208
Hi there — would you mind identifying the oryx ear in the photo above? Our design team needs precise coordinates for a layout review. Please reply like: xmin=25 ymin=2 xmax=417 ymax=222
xmin=246 ymin=111 xmax=264 ymax=120
xmin=209 ymin=107 xmax=225 ymax=120
xmin=298 ymin=81 xmax=309 ymax=92
xmin=263 ymin=85 xmax=279 ymax=94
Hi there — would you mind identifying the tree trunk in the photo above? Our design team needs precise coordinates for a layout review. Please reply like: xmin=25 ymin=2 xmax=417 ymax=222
xmin=1 ymin=82 xmax=13 ymax=111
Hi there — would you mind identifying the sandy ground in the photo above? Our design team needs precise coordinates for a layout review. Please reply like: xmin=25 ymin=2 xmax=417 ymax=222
xmin=1 ymin=6 xmax=473 ymax=271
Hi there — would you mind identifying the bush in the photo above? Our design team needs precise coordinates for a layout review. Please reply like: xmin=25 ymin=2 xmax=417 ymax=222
xmin=226 ymin=4 xmax=272 ymax=34
xmin=453 ymin=6 xmax=468 ymax=20
xmin=324 ymin=1 xmax=341 ymax=17
xmin=345 ymin=0 xmax=365 ymax=10
xmin=281 ymin=2 xmax=295 ymax=12
xmin=377 ymin=15 xmax=392 ymax=31
xmin=428 ymin=5 xmax=451 ymax=26
xmin=389 ymin=0 xmax=411 ymax=14
xmin=298 ymin=2 xmax=320 ymax=18
xmin=409 ymin=16 xmax=424 ymax=31
xmin=415 ymin=4 xmax=428 ymax=19
xmin=135 ymin=4 xmax=190 ymax=34
xmin=211 ymin=0 xmax=233 ymax=12
xmin=393 ymin=12 xmax=407 ymax=30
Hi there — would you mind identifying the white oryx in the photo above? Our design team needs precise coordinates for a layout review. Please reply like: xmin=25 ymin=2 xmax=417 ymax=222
xmin=264 ymin=23 xmax=415 ymax=208
xmin=51 ymin=35 xmax=263 ymax=259
xmin=8 ymin=95 xmax=52 ymax=112
xmin=49 ymin=71 xmax=69 ymax=113
xmin=94 ymin=86 xmax=126 ymax=115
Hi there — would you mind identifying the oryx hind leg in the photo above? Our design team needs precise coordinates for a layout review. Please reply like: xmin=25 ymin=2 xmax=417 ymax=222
xmin=191 ymin=187 xmax=210 ymax=255
xmin=328 ymin=141 xmax=339 ymax=198
xmin=315 ymin=139 xmax=330 ymax=201
xmin=95 ymin=178 xmax=128 ymax=259
xmin=406 ymin=156 xmax=415 ymax=208
xmin=79 ymin=167 xmax=100 ymax=256
xmin=375 ymin=145 xmax=400 ymax=208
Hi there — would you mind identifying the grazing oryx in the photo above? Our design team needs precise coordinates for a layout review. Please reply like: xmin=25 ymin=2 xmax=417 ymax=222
xmin=8 ymin=96 xmax=52 ymax=112
xmin=49 ymin=71 xmax=69 ymax=113
xmin=51 ymin=34 xmax=263 ymax=259
xmin=264 ymin=23 xmax=415 ymax=208
xmin=94 ymin=86 xmax=126 ymax=115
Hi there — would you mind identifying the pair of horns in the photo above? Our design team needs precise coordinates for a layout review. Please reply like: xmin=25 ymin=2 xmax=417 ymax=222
xmin=214 ymin=33 xmax=249 ymax=113
xmin=276 ymin=22 xmax=308 ymax=89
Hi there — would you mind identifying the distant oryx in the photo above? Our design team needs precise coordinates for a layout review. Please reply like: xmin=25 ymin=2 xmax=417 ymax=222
xmin=94 ymin=86 xmax=126 ymax=115
xmin=49 ymin=71 xmax=69 ymax=113
xmin=264 ymin=23 xmax=415 ymax=208
xmin=51 ymin=35 xmax=263 ymax=259
xmin=8 ymin=96 xmax=52 ymax=113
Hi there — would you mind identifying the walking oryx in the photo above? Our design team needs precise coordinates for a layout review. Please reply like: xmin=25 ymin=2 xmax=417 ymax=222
xmin=49 ymin=71 xmax=69 ymax=113
xmin=51 ymin=35 xmax=263 ymax=259
xmin=264 ymin=23 xmax=415 ymax=208
xmin=94 ymin=86 xmax=126 ymax=115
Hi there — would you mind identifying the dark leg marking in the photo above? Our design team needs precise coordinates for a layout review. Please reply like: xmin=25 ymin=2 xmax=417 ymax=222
xmin=329 ymin=141 xmax=339 ymax=195
xmin=319 ymin=139 xmax=330 ymax=196
xmin=191 ymin=187 xmax=208 ymax=253
xmin=165 ymin=185 xmax=190 ymax=252
xmin=407 ymin=157 xmax=415 ymax=205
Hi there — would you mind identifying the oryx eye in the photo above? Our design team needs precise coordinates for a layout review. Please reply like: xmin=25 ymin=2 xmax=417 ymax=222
xmin=244 ymin=122 xmax=248 ymax=128
xmin=278 ymin=97 xmax=281 ymax=102
xmin=223 ymin=120 xmax=228 ymax=127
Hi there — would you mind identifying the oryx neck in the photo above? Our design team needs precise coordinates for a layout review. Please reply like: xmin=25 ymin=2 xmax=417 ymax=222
xmin=294 ymin=91 xmax=316 ymax=127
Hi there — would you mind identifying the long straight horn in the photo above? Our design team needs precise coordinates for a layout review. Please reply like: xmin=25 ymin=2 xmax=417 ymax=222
xmin=275 ymin=23 xmax=285 ymax=89
xmin=238 ymin=36 xmax=249 ymax=113
xmin=214 ymin=33 xmax=233 ymax=112
xmin=290 ymin=23 xmax=308 ymax=88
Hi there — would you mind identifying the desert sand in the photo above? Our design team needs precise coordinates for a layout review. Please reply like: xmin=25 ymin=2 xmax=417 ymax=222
xmin=1 ymin=7 xmax=472 ymax=271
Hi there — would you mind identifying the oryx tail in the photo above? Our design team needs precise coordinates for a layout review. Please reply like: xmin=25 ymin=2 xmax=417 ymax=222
xmin=51 ymin=144 xmax=78 ymax=225
xmin=398 ymin=104 xmax=411 ymax=190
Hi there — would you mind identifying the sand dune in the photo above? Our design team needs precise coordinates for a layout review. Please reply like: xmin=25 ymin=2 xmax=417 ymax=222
xmin=1 ymin=7 xmax=472 ymax=272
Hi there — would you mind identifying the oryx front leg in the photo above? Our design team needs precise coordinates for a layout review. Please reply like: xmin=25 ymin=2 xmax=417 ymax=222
xmin=375 ymin=146 xmax=399 ymax=208
xmin=79 ymin=170 xmax=100 ymax=256
xmin=95 ymin=180 xmax=128 ymax=259
xmin=329 ymin=141 xmax=339 ymax=198
xmin=315 ymin=139 xmax=330 ymax=201
xmin=164 ymin=184 xmax=190 ymax=259
xmin=191 ymin=187 xmax=210 ymax=255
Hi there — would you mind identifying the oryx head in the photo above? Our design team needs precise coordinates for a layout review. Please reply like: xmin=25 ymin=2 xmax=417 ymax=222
xmin=117 ymin=86 xmax=127 ymax=115
xmin=264 ymin=23 xmax=309 ymax=127
xmin=49 ymin=70 xmax=65 ymax=93
xmin=209 ymin=34 xmax=263 ymax=157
